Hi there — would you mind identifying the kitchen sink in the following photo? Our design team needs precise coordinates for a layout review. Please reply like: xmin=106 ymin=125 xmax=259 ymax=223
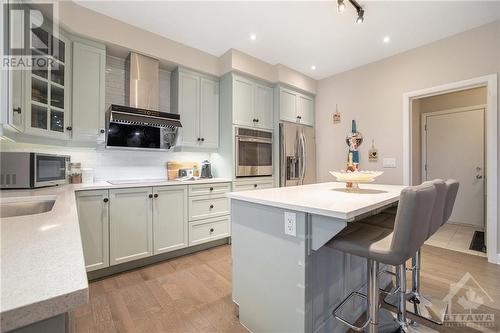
xmin=0 ymin=196 xmax=56 ymax=218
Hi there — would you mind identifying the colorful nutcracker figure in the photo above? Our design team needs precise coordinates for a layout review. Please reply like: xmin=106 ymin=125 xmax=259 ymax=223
xmin=345 ymin=120 xmax=363 ymax=171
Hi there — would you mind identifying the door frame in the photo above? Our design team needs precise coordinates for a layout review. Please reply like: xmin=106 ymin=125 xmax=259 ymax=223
xmin=421 ymin=105 xmax=486 ymax=228
xmin=402 ymin=73 xmax=498 ymax=264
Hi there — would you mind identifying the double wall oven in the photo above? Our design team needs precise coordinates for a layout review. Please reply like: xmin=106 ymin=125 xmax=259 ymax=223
xmin=235 ymin=127 xmax=273 ymax=177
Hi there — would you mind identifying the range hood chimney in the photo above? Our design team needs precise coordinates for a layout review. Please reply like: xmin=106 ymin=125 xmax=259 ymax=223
xmin=129 ymin=52 xmax=160 ymax=110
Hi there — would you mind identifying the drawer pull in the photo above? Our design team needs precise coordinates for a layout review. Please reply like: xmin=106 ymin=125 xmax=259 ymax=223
xmin=154 ymin=194 xmax=158 ymax=198
xmin=209 ymin=204 xmax=214 ymax=209
xmin=103 ymin=198 xmax=109 ymax=203
xmin=209 ymin=187 xmax=214 ymax=191
xmin=254 ymin=184 xmax=258 ymax=188
xmin=210 ymin=228 xmax=214 ymax=233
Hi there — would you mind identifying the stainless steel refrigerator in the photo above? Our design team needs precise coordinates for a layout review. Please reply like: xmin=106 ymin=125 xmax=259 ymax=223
xmin=279 ymin=122 xmax=316 ymax=187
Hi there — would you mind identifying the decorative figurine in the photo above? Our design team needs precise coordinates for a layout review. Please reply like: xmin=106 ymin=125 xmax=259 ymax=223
xmin=346 ymin=120 xmax=363 ymax=170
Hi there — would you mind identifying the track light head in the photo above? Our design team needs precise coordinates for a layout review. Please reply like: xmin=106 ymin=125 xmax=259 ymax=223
xmin=337 ymin=0 xmax=346 ymax=13
xmin=356 ymin=9 xmax=364 ymax=24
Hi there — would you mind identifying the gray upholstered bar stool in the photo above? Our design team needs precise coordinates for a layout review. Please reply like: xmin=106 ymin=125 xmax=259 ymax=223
xmin=364 ymin=179 xmax=459 ymax=324
xmin=327 ymin=183 xmax=438 ymax=333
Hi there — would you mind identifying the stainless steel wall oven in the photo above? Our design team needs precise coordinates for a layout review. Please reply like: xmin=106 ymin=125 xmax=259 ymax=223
xmin=235 ymin=127 xmax=273 ymax=177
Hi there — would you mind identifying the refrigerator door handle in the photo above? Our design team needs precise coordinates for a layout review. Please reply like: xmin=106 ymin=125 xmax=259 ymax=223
xmin=299 ymin=131 xmax=306 ymax=185
xmin=279 ymin=123 xmax=286 ymax=186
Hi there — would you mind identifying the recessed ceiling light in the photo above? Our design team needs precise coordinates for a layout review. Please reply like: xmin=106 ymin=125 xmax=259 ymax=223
xmin=383 ymin=36 xmax=391 ymax=43
xmin=250 ymin=33 xmax=257 ymax=41
xmin=311 ymin=65 xmax=316 ymax=71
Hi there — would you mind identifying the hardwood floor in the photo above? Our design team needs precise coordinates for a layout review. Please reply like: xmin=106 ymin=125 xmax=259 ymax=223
xmin=72 ymin=244 xmax=500 ymax=333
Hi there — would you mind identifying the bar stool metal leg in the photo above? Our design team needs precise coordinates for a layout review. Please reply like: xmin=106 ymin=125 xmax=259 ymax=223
xmin=368 ymin=259 xmax=379 ymax=333
xmin=385 ymin=249 xmax=448 ymax=325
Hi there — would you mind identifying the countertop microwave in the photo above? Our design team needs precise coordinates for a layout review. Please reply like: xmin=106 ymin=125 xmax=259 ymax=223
xmin=0 ymin=152 xmax=70 ymax=189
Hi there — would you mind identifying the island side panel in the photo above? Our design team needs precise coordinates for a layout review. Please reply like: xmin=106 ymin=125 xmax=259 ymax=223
xmin=231 ymin=200 xmax=308 ymax=332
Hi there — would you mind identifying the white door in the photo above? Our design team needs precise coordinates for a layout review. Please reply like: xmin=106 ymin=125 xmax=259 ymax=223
xmin=297 ymin=94 xmax=314 ymax=127
xmin=109 ymin=187 xmax=153 ymax=265
xmin=254 ymin=84 xmax=273 ymax=130
xmin=199 ymin=77 xmax=219 ymax=149
xmin=233 ymin=75 xmax=255 ymax=127
xmin=178 ymin=72 xmax=200 ymax=147
xmin=76 ymin=189 xmax=109 ymax=272
xmin=279 ymin=88 xmax=298 ymax=123
xmin=153 ymin=185 xmax=188 ymax=254
xmin=424 ymin=108 xmax=484 ymax=227
xmin=72 ymin=41 xmax=106 ymax=141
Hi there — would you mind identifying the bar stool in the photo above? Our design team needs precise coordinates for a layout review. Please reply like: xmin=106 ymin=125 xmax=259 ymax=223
xmin=327 ymin=183 xmax=438 ymax=333
xmin=364 ymin=180 xmax=459 ymax=324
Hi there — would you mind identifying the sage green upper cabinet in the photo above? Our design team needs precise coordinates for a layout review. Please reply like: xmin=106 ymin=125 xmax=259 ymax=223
xmin=297 ymin=94 xmax=314 ymax=126
xmin=232 ymin=74 xmax=273 ymax=130
xmin=278 ymin=87 xmax=315 ymax=127
xmin=109 ymin=187 xmax=153 ymax=265
xmin=254 ymin=83 xmax=273 ymax=130
xmin=72 ymin=39 xmax=106 ymax=142
xmin=76 ymin=189 xmax=109 ymax=272
xmin=25 ymin=29 xmax=72 ymax=139
xmin=172 ymin=68 xmax=219 ymax=149
xmin=8 ymin=68 xmax=24 ymax=132
xmin=153 ymin=185 xmax=188 ymax=254
xmin=233 ymin=75 xmax=255 ymax=127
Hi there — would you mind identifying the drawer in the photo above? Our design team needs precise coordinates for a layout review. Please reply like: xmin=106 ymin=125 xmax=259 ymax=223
xmin=233 ymin=179 xmax=274 ymax=192
xmin=189 ymin=216 xmax=230 ymax=246
xmin=189 ymin=195 xmax=229 ymax=221
xmin=188 ymin=182 xmax=231 ymax=197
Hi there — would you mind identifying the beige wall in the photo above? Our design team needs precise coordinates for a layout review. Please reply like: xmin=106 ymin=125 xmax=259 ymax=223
xmin=411 ymin=87 xmax=487 ymax=185
xmin=316 ymin=20 xmax=499 ymax=251
xmin=57 ymin=1 xmax=316 ymax=94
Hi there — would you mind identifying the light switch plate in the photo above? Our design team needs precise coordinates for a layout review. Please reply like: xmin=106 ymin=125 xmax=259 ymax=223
xmin=383 ymin=158 xmax=397 ymax=168
xmin=284 ymin=212 xmax=297 ymax=237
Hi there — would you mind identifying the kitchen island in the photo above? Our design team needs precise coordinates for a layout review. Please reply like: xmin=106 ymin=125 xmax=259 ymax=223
xmin=227 ymin=182 xmax=405 ymax=333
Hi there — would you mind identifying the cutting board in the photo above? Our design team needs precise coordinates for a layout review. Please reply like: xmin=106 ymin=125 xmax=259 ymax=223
xmin=167 ymin=161 xmax=200 ymax=180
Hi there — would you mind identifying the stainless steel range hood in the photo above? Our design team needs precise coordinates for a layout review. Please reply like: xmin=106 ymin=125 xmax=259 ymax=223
xmin=129 ymin=52 xmax=160 ymax=111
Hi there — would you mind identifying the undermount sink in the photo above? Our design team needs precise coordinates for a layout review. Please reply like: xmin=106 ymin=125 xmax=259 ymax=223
xmin=0 ymin=196 xmax=56 ymax=218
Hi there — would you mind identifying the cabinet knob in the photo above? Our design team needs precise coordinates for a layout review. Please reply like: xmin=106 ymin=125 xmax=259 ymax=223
xmin=210 ymin=228 xmax=214 ymax=233
xmin=100 ymin=129 xmax=105 ymax=134
xmin=209 ymin=187 xmax=214 ymax=191
xmin=253 ymin=118 xmax=257 ymax=122
xmin=255 ymin=119 xmax=259 ymax=123
xmin=254 ymin=184 xmax=258 ymax=188
xmin=13 ymin=107 xmax=22 ymax=114
xmin=197 ymin=138 xmax=201 ymax=141
xmin=66 ymin=126 xmax=72 ymax=131
xmin=201 ymin=138 xmax=205 ymax=142
xmin=149 ymin=194 xmax=153 ymax=198
xmin=154 ymin=193 xmax=158 ymax=198
xmin=103 ymin=198 xmax=109 ymax=203
xmin=209 ymin=204 xmax=214 ymax=209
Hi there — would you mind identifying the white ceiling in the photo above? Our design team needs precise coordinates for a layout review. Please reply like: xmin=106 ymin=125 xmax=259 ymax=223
xmin=76 ymin=1 xmax=500 ymax=80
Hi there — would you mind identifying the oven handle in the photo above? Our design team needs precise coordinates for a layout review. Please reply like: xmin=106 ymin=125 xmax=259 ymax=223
xmin=236 ymin=136 xmax=273 ymax=144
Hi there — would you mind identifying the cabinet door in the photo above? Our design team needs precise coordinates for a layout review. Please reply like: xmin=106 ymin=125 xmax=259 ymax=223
xmin=279 ymin=88 xmax=298 ymax=123
xmin=233 ymin=76 xmax=255 ymax=127
xmin=254 ymin=84 xmax=273 ymax=130
xmin=297 ymin=94 xmax=314 ymax=127
xmin=153 ymin=185 xmax=188 ymax=254
xmin=72 ymin=41 xmax=106 ymax=141
xmin=76 ymin=190 xmax=109 ymax=272
xmin=199 ymin=77 xmax=219 ymax=149
xmin=178 ymin=72 xmax=200 ymax=147
xmin=109 ymin=187 xmax=153 ymax=265
xmin=8 ymin=69 xmax=24 ymax=131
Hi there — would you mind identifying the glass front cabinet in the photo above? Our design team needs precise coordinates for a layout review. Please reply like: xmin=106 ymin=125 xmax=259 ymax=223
xmin=24 ymin=26 xmax=72 ymax=139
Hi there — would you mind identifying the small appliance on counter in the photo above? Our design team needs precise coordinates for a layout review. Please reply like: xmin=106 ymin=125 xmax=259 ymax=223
xmin=0 ymin=152 xmax=70 ymax=189
xmin=70 ymin=163 xmax=82 ymax=184
xmin=201 ymin=160 xmax=213 ymax=179
xmin=82 ymin=168 xmax=94 ymax=184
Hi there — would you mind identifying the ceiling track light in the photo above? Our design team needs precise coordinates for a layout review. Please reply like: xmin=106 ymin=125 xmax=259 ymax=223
xmin=337 ymin=0 xmax=365 ymax=24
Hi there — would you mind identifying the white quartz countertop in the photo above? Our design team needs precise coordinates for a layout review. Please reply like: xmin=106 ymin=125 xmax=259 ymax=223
xmin=227 ymin=182 xmax=406 ymax=220
xmin=0 ymin=178 xmax=232 ymax=331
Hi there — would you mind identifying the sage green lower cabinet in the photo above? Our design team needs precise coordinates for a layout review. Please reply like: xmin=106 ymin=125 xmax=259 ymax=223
xmin=75 ymin=190 xmax=109 ymax=272
xmin=109 ymin=187 xmax=153 ymax=265
xmin=153 ymin=185 xmax=188 ymax=254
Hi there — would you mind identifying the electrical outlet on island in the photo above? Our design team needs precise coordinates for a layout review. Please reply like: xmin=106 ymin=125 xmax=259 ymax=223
xmin=284 ymin=212 xmax=297 ymax=237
